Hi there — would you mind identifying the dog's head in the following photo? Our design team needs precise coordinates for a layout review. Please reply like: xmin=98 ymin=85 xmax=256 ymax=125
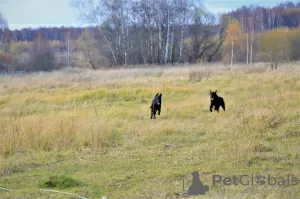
xmin=210 ymin=90 xmax=218 ymax=101
xmin=191 ymin=170 xmax=199 ymax=178
xmin=153 ymin=93 xmax=162 ymax=105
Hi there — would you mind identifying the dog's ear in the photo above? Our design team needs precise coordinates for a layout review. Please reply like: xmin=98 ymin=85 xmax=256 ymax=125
xmin=155 ymin=93 xmax=158 ymax=96
xmin=210 ymin=90 xmax=211 ymax=93
xmin=159 ymin=93 xmax=162 ymax=96
xmin=215 ymin=90 xmax=217 ymax=93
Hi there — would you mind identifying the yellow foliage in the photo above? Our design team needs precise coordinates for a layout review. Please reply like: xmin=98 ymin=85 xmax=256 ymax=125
xmin=222 ymin=27 xmax=300 ymax=63
xmin=9 ymin=41 xmax=33 ymax=56
xmin=260 ymin=28 xmax=294 ymax=61
xmin=225 ymin=19 xmax=242 ymax=44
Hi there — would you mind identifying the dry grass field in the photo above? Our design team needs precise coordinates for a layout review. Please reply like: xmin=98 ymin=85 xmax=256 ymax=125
xmin=0 ymin=63 xmax=299 ymax=199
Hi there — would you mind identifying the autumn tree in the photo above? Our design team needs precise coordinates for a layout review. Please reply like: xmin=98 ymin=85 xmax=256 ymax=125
xmin=224 ymin=18 xmax=242 ymax=69
xmin=63 ymin=29 xmax=77 ymax=67
xmin=260 ymin=28 xmax=295 ymax=69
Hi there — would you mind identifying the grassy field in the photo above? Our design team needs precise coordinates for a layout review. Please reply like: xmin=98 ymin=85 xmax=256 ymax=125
xmin=0 ymin=63 xmax=299 ymax=199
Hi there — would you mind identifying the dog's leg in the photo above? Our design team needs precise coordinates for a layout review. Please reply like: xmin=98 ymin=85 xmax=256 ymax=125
xmin=221 ymin=99 xmax=226 ymax=111
xmin=221 ymin=103 xmax=225 ymax=111
xmin=210 ymin=104 xmax=213 ymax=112
xmin=216 ymin=105 xmax=220 ymax=113
xmin=214 ymin=105 xmax=217 ymax=110
xmin=158 ymin=107 xmax=161 ymax=115
xmin=150 ymin=107 xmax=153 ymax=119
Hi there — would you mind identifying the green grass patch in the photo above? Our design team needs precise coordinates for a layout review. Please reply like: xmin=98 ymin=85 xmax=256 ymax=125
xmin=41 ymin=175 xmax=84 ymax=189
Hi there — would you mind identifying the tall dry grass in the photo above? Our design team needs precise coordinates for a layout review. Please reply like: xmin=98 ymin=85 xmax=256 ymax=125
xmin=0 ymin=62 xmax=299 ymax=198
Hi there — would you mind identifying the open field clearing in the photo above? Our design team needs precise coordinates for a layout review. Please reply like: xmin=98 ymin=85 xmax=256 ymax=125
xmin=0 ymin=63 xmax=299 ymax=199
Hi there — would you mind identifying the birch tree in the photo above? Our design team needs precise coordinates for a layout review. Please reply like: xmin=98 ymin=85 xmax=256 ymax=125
xmin=102 ymin=0 xmax=131 ymax=65
xmin=70 ymin=0 xmax=224 ymax=66
xmin=225 ymin=19 xmax=242 ymax=69
xmin=164 ymin=0 xmax=171 ymax=64
xmin=64 ymin=32 xmax=72 ymax=67
xmin=163 ymin=0 xmax=177 ymax=64
xmin=178 ymin=0 xmax=189 ymax=63
xmin=0 ymin=13 xmax=9 ymax=52
xmin=250 ymin=15 xmax=254 ymax=65
xmin=155 ymin=0 xmax=163 ymax=64
xmin=246 ymin=17 xmax=253 ymax=65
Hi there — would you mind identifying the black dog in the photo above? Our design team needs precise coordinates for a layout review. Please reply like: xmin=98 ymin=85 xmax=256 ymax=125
xmin=209 ymin=90 xmax=225 ymax=113
xmin=150 ymin=93 xmax=162 ymax=119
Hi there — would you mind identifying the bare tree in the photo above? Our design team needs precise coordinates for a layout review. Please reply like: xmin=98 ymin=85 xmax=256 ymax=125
xmin=70 ymin=0 xmax=224 ymax=66
xmin=64 ymin=32 xmax=72 ymax=67
xmin=156 ymin=0 xmax=163 ymax=64
xmin=71 ymin=0 xmax=118 ymax=65
xmin=184 ymin=8 xmax=224 ymax=63
xmin=250 ymin=17 xmax=254 ymax=65
xmin=164 ymin=0 xmax=171 ymax=64
xmin=162 ymin=0 xmax=178 ymax=64
xmin=0 ymin=12 xmax=9 ymax=52
xmin=246 ymin=32 xmax=249 ymax=65
xmin=75 ymin=28 xmax=106 ymax=69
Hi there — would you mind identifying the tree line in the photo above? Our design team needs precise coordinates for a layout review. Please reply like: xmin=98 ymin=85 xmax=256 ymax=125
xmin=1 ymin=0 xmax=300 ymax=72
xmin=222 ymin=1 xmax=300 ymax=68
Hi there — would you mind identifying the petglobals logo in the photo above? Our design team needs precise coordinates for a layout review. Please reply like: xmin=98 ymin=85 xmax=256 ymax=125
xmin=178 ymin=171 xmax=300 ymax=197
xmin=180 ymin=170 xmax=210 ymax=196
xmin=212 ymin=174 xmax=299 ymax=186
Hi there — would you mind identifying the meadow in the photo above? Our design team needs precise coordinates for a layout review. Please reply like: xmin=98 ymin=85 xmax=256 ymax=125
xmin=0 ymin=63 xmax=299 ymax=199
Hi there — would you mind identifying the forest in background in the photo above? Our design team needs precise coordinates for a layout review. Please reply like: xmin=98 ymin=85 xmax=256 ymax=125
xmin=1 ymin=0 xmax=300 ymax=72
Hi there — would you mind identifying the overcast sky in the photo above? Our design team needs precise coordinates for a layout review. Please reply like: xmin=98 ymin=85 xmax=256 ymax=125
xmin=0 ymin=0 xmax=297 ymax=30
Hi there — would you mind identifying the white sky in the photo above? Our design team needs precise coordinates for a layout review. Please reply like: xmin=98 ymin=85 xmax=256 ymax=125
xmin=0 ymin=0 xmax=297 ymax=30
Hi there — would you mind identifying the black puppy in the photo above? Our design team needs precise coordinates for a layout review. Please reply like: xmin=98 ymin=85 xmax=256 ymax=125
xmin=209 ymin=90 xmax=225 ymax=113
xmin=150 ymin=93 xmax=162 ymax=119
